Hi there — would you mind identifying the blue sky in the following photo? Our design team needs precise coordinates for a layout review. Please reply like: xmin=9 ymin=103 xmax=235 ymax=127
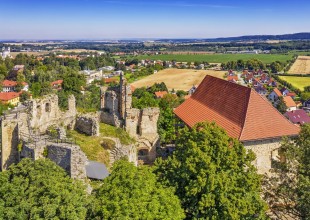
xmin=0 ymin=0 xmax=309 ymax=39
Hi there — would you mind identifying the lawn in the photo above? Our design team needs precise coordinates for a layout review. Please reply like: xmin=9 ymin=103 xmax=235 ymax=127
xmin=279 ymin=76 xmax=310 ymax=91
xmin=67 ymin=123 xmax=135 ymax=166
xmin=135 ymin=54 xmax=293 ymax=64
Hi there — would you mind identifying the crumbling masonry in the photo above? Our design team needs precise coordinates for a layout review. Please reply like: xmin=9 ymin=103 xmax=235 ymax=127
xmin=100 ymin=74 xmax=160 ymax=164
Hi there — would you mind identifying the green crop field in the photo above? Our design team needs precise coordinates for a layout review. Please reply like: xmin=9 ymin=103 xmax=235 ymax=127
xmin=279 ymin=76 xmax=310 ymax=91
xmin=135 ymin=54 xmax=293 ymax=64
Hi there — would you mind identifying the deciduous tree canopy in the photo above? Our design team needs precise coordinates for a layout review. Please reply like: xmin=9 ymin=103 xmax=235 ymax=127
xmin=154 ymin=122 xmax=267 ymax=219
xmin=0 ymin=159 xmax=89 ymax=220
xmin=90 ymin=159 xmax=185 ymax=219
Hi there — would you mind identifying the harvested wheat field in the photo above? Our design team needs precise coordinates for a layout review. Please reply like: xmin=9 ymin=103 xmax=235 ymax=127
xmin=288 ymin=56 xmax=310 ymax=74
xmin=131 ymin=68 xmax=226 ymax=91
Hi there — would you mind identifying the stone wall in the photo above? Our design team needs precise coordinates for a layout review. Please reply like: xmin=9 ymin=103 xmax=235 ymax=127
xmin=21 ymin=141 xmax=87 ymax=180
xmin=125 ymin=108 xmax=141 ymax=137
xmin=100 ymin=89 xmax=122 ymax=127
xmin=105 ymin=137 xmax=137 ymax=166
xmin=0 ymin=118 xmax=19 ymax=171
xmin=48 ymin=144 xmax=87 ymax=179
xmin=139 ymin=108 xmax=160 ymax=137
xmin=243 ymin=138 xmax=282 ymax=174
xmin=75 ymin=114 xmax=100 ymax=136
xmin=27 ymin=94 xmax=76 ymax=133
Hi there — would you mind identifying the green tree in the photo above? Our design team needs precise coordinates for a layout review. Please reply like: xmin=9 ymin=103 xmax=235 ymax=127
xmin=90 ymin=159 xmax=185 ymax=219
xmin=263 ymin=124 xmax=310 ymax=219
xmin=276 ymin=96 xmax=287 ymax=114
xmin=0 ymin=158 xmax=89 ymax=220
xmin=154 ymin=122 xmax=267 ymax=219
xmin=270 ymin=61 xmax=283 ymax=73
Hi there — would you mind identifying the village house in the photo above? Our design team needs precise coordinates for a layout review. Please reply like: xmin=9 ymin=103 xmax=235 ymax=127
xmin=174 ymin=76 xmax=300 ymax=174
xmin=284 ymin=109 xmax=310 ymax=125
xmin=154 ymin=91 xmax=168 ymax=99
xmin=1 ymin=47 xmax=11 ymax=59
xmin=303 ymin=99 xmax=310 ymax=112
xmin=51 ymin=80 xmax=63 ymax=90
xmin=8 ymin=65 xmax=25 ymax=79
xmin=280 ymin=87 xmax=290 ymax=96
xmin=80 ymin=69 xmax=103 ymax=84
xmin=0 ymin=92 xmax=20 ymax=106
xmin=2 ymin=80 xmax=28 ymax=92
xmin=283 ymin=96 xmax=297 ymax=111
xmin=227 ymin=75 xmax=238 ymax=83
xmin=268 ymin=88 xmax=282 ymax=103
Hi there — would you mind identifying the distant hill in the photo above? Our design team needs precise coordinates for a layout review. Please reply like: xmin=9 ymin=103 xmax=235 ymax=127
xmin=208 ymin=32 xmax=310 ymax=42
xmin=156 ymin=33 xmax=310 ymax=43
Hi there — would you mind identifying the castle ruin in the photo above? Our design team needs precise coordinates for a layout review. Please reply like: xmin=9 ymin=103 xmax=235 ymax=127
xmin=100 ymin=74 xmax=160 ymax=164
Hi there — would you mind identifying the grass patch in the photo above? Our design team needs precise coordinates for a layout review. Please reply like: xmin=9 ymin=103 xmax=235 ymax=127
xmin=67 ymin=130 xmax=110 ymax=166
xmin=279 ymin=76 xmax=310 ymax=91
xmin=67 ymin=123 xmax=135 ymax=166
xmin=135 ymin=54 xmax=293 ymax=64
xmin=99 ymin=123 xmax=135 ymax=145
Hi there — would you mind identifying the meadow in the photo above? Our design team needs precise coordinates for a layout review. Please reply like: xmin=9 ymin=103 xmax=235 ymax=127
xmin=279 ymin=75 xmax=310 ymax=91
xmin=136 ymin=54 xmax=293 ymax=64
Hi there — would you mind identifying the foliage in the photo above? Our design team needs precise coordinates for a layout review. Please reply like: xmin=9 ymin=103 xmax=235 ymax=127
xmin=100 ymin=138 xmax=116 ymax=150
xmin=99 ymin=123 xmax=135 ymax=145
xmin=19 ymin=91 xmax=31 ymax=102
xmin=0 ymin=159 xmax=89 ymax=220
xmin=136 ymin=54 xmax=292 ymax=64
xmin=222 ymin=58 xmax=266 ymax=70
xmin=300 ymin=92 xmax=310 ymax=101
xmin=263 ymin=124 xmax=310 ymax=219
xmin=132 ymin=91 xmax=159 ymax=109
xmin=270 ymin=61 xmax=284 ymax=73
xmin=89 ymin=159 xmax=185 ymax=219
xmin=154 ymin=122 xmax=267 ymax=219
xmin=276 ymin=96 xmax=287 ymax=114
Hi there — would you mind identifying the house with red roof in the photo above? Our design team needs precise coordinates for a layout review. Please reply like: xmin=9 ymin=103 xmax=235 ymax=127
xmin=268 ymin=88 xmax=282 ymax=103
xmin=154 ymin=91 xmax=168 ymax=99
xmin=174 ymin=75 xmax=300 ymax=174
xmin=51 ymin=80 xmax=63 ymax=90
xmin=283 ymin=96 xmax=297 ymax=111
xmin=2 ymin=80 xmax=28 ymax=93
xmin=284 ymin=109 xmax=310 ymax=125
xmin=0 ymin=92 xmax=20 ymax=106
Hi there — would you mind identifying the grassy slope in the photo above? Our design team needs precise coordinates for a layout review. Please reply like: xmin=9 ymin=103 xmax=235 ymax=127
xmin=67 ymin=123 xmax=135 ymax=166
xmin=279 ymin=76 xmax=310 ymax=91
xmin=136 ymin=54 xmax=292 ymax=64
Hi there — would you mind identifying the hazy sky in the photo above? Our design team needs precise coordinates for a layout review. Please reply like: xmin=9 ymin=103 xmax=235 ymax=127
xmin=0 ymin=0 xmax=309 ymax=39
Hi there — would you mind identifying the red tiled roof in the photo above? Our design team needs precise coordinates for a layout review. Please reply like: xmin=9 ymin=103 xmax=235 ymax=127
xmin=287 ymin=92 xmax=297 ymax=97
xmin=273 ymin=88 xmax=282 ymax=97
xmin=283 ymin=96 xmax=296 ymax=108
xmin=51 ymin=79 xmax=63 ymax=86
xmin=285 ymin=109 xmax=310 ymax=125
xmin=104 ymin=78 xmax=118 ymax=83
xmin=227 ymin=75 xmax=238 ymax=82
xmin=2 ymin=80 xmax=28 ymax=87
xmin=0 ymin=92 xmax=19 ymax=101
xmin=174 ymin=75 xmax=300 ymax=142
xmin=155 ymin=91 xmax=168 ymax=98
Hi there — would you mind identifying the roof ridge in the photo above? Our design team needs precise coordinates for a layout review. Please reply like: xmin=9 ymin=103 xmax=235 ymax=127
xmin=238 ymin=88 xmax=252 ymax=140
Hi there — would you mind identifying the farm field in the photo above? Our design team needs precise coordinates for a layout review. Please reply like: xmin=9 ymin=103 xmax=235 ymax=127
xmin=131 ymin=68 xmax=226 ymax=91
xmin=136 ymin=54 xmax=293 ymax=64
xmin=288 ymin=56 xmax=310 ymax=74
xmin=279 ymin=76 xmax=310 ymax=91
